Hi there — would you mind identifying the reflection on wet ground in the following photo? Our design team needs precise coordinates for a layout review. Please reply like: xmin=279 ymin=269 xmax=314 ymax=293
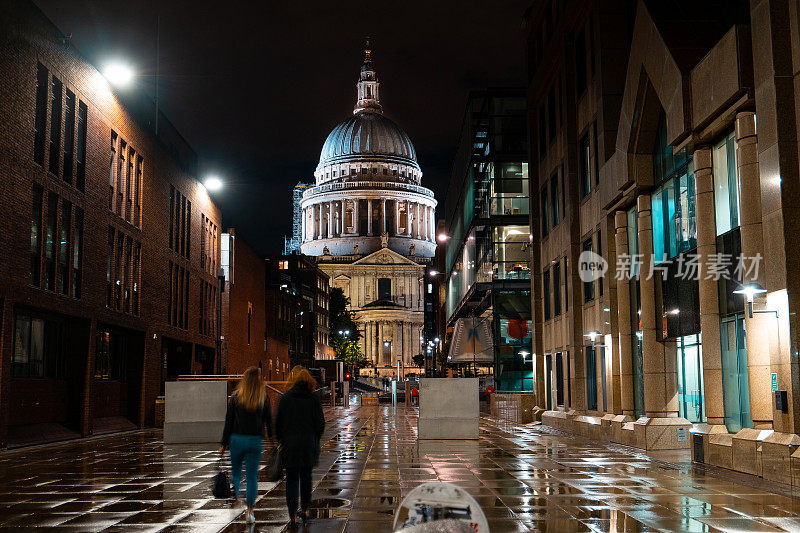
xmin=1 ymin=405 xmax=800 ymax=531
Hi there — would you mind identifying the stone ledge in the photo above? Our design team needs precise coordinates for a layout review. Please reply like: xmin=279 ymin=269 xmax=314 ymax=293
xmin=707 ymin=433 xmax=733 ymax=469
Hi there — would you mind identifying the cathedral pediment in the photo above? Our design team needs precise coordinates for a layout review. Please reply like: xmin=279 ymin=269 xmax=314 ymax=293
xmin=353 ymin=248 xmax=417 ymax=266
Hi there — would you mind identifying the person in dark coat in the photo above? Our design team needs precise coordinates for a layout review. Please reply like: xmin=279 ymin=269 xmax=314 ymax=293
xmin=276 ymin=365 xmax=325 ymax=528
xmin=219 ymin=367 xmax=272 ymax=524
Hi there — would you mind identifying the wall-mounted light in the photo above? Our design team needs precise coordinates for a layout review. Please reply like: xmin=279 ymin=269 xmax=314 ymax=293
xmin=102 ymin=63 xmax=133 ymax=86
xmin=733 ymin=282 xmax=769 ymax=318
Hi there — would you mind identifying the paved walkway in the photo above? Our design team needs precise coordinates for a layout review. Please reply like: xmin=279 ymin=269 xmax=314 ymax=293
xmin=1 ymin=406 xmax=800 ymax=532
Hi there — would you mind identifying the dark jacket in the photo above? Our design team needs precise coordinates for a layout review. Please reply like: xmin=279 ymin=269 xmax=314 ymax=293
xmin=220 ymin=394 xmax=272 ymax=447
xmin=275 ymin=383 xmax=325 ymax=468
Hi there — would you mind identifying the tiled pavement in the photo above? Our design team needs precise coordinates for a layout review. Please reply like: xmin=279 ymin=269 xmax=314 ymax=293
xmin=2 ymin=406 xmax=800 ymax=532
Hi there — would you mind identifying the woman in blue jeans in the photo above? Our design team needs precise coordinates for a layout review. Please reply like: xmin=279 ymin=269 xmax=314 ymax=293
xmin=276 ymin=366 xmax=325 ymax=528
xmin=219 ymin=367 xmax=272 ymax=523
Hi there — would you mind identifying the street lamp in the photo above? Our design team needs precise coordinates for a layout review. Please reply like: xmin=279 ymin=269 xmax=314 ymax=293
xmin=429 ymin=270 xmax=438 ymax=276
xmin=733 ymin=282 xmax=768 ymax=318
xmin=437 ymin=233 xmax=449 ymax=242
xmin=102 ymin=63 xmax=133 ymax=86
xmin=519 ymin=350 xmax=532 ymax=392
xmin=204 ymin=176 xmax=223 ymax=192
xmin=584 ymin=330 xmax=601 ymax=344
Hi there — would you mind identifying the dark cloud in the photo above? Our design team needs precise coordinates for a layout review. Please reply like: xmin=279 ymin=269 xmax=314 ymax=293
xmin=34 ymin=0 xmax=528 ymax=253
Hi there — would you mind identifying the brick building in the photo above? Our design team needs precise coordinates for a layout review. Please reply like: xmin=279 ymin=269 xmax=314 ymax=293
xmin=220 ymin=230 xmax=292 ymax=381
xmin=0 ymin=1 xmax=222 ymax=447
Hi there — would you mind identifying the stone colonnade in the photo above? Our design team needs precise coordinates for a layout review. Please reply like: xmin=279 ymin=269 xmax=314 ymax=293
xmin=301 ymin=198 xmax=436 ymax=243
xmin=361 ymin=319 xmax=423 ymax=367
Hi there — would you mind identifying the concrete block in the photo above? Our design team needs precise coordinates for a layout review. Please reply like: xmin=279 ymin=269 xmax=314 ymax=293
xmin=761 ymin=432 xmax=800 ymax=485
xmin=689 ymin=424 xmax=727 ymax=464
xmin=418 ymin=378 xmax=478 ymax=440
xmin=164 ymin=381 xmax=228 ymax=443
xmin=731 ymin=428 xmax=772 ymax=476
xmin=633 ymin=417 xmax=692 ymax=450
xmin=707 ymin=433 xmax=733 ymax=469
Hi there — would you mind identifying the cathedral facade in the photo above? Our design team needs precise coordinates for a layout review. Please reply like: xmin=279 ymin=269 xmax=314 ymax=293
xmin=300 ymin=43 xmax=437 ymax=374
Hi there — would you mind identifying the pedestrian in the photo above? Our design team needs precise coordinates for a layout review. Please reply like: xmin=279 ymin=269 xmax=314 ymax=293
xmin=219 ymin=367 xmax=273 ymax=524
xmin=276 ymin=365 xmax=325 ymax=528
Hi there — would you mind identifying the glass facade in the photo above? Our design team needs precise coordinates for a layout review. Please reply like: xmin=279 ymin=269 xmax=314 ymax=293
xmin=445 ymin=91 xmax=530 ymax=390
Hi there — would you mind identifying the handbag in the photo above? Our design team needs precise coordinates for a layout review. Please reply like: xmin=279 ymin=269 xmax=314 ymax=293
xmin=211 ymin=459 xmax=231 ymax=498
xmin=265 ymin=444 xmax=283 ymax=482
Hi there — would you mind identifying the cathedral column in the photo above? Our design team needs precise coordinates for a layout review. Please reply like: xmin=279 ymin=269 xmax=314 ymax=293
xmin=406 ymin=202 xmax=413 ymax=236
xmin=395 ymin=200 xmax=401 ymax=236
xmin=354 ymin=199 xmax=360 ymax=236
xmin=382 ymin=199 xmax=387 ymax=234
xmin=341 ymin=200 xmax=346 ymax=236
xmin=416 ymin=203 xmax=422 ymax=238
xmin=430 ymin=206 xmax=435 ymax=240
xmin=328 ymin=201 xmax=334 ymax=238
xmin=367 ymin=199 xmax=373 ymax=236
xmin=314 ymin=204 xmax=320 ymax=239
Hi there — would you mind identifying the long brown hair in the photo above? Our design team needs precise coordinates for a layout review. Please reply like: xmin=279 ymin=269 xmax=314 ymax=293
xmin=234 ymin=367 xmax=266 ymax=411
xmin=287 ymin=365 xmax=316 ymax=392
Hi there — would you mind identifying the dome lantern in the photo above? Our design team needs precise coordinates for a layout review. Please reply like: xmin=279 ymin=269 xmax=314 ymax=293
xmin=354 ymin=37 xmax=382 ymax=115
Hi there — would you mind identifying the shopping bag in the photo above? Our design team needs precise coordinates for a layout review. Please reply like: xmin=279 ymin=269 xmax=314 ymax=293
xmin=265 ymin=444 xmax=283 ymax=482
xmin=211 ymin=461 xmax=232 ymax=498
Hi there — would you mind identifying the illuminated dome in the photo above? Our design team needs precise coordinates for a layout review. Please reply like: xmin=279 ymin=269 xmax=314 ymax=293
xmin=300 ymin=40 xmax=436 ymax=258
xmin=317 ymin=113 xmax=419 ymax=171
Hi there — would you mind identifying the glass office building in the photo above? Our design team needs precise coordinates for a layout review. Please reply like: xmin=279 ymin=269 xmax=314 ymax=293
xmin=443 ymin=89 xmax=532 ymax=389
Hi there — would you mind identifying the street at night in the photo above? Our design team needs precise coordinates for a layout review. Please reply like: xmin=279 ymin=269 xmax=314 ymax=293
xmin=5 ymin=0 xmax=800 ymax=531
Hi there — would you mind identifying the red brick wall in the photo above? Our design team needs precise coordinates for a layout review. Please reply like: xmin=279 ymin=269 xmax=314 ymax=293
xmin=224 ymin=232 xmax=271 ymax=375
xmin=0 ymin=1 xmax=222 ymax=444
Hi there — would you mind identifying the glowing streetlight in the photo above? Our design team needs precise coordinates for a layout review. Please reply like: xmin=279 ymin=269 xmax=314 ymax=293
xmin=429 ymin=270 xmax=439 ymax=276
xmin=102 ymin=63 xmax=133 ymax=86
xmin=204 ymin=176 xmax=223 ymax=192
xmin=585 ymin=330 xmax=601 ymax=344
xmin=437 ymin=233 xmax=449 ymax=242
xmin=733 ymin=282 xmax=768 ymax=318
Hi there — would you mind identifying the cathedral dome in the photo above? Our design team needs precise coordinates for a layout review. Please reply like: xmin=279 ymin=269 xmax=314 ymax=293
xmin=317 ymin=112 xmax=419 ymax=170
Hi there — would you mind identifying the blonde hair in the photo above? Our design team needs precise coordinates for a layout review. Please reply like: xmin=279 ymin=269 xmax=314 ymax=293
xmin=287 ymin=365 xmax=317 ymax=392
xmin=234 ymin=367 xmax=266 ymax=411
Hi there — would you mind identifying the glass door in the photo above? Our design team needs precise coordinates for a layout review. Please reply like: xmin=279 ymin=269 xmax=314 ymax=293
xmin=586 ymin=346 xmax=597 ymax=411
xmin=677 ymin=334 xmax=705 ymax=422
xmin=721 ymin=315 xmax=752 ymax=432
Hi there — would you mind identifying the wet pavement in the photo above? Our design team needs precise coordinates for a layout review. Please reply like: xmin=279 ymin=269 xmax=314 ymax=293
xmin=1 ymin=405 xmax=800 ymax=532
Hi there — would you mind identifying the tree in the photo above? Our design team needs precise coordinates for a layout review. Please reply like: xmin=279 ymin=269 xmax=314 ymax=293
xmin=329 ymin=287 xmax=360 ymax=343
xmin=334 ymin=338 xmax=368 ymax=367
xmin=436 ymin=338 xmax=451 ymax=373
xmin=412 ymin=353 xmax=425 ymax=368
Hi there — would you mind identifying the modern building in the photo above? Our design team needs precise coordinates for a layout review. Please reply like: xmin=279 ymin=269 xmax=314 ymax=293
xmin=284 ymin=182 xmax=313 ymax=254
xmin=524 ymin=0 xmax=800 ymax=466
xmin=299 ymin=43 xmax=436 ymax=376
xmin=0 ymin=0 xmax=222 ymax=447
xmin=264 ymin=254 xmax=332 ymax=368
xmin=443 ymin=89 xmax=531 ymax=387
xmin=423 ymin=220 xmax=447 ymax=374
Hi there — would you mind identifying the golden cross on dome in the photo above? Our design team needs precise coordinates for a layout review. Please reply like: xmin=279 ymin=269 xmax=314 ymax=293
xmin=364 ymin=36 xmax=372 ymax=63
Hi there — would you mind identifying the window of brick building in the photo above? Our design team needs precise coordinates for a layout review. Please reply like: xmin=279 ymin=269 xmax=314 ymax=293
xmin=58 ymin=199 xmax=71 ymax=295
xmin=12 ymin=313 xmax=65 ymax=379
xmin=550 ymin=171 xmax=559 ymax=227
xmin=117 ymin=141 xmax=126 ymax=216
xmin=135 ymin=155 xmax=142 ymax=227
xmin=553 ymin=261 xmax=561 ymax=317
xmin=72 ymin=208 xmax=83 ymax=299
xmin=30 ymin=184 xmax=43 ymax=286
xmin=582 ymin=237 xmax=594 ymax=302
xmin=76 ymin=101 xmax=86 ymax=191
xmin=575 ymin=29 xmax=587 ymax=97
xmin=49 ymin=76 xmax=62 ymax=176
xmin=44 ymin=193 xmax=57 ymax=291
xmin=34 ymin=63 xmax=48 ymax=166
xmin=107 ymin=228 xmax=114 ymax=307
xmin=63 ymin=89 xmax=75 ymax=185
xmin=109 ymin=132 xmax=117 ymax=210
xmin=543 ymin=268 xmax=551 ymax=321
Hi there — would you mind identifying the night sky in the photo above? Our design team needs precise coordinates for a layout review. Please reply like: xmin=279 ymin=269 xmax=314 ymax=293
xmin=34 ymin=0 xmax=529 ymax=254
